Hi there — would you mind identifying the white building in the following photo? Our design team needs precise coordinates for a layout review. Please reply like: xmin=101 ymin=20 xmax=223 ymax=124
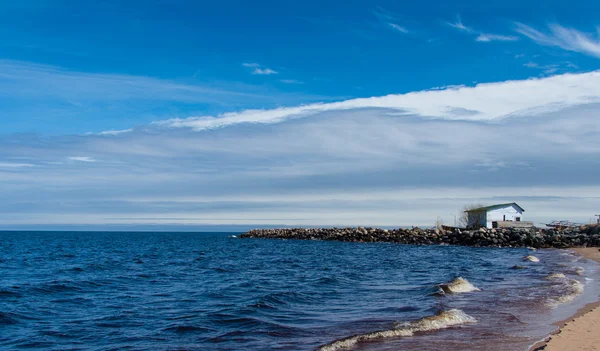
xmin=465 ymin=203 xmax=527 ymax=229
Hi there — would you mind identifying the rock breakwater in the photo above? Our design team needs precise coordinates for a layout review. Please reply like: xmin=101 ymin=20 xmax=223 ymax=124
xmin=239 ymin=225 xmax=600 ymax=248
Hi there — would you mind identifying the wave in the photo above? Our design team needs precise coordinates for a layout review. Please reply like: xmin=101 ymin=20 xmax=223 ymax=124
xmin=545 ymin=273 xmax=567 ymax=280
xmin=31 ymin=281 xmax=82 ymax=294
xmin=248 ymin=290 xmax=317 ymax=310
xmin=0 ymin=311 xmax=22 ymax=325
xmin=164 ymin=325 xmax=215 ymax=334
xmin=0 ymin=289 xmax=21 ymax=297
xmin=523 ymin=255 xmax=540 ymax=262
xmin=316 ymin=309 xmax=476 ymax=351
xmin=545 ymin=273 xmax=585 ymax=307
xmin=439 ymin=277 xmax=480 ymax=294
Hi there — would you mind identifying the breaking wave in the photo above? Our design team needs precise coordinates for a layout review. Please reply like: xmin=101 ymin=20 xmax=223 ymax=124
xmin=523 ymin=255 xmax=540 ymax=262
xmin=545 ymin=273 xmax=585 ymax=307
xmin=545 ymin=273 xmax=567 ymax=280
xmin=438 ymin=277 xmax=480 ymax=294
xmin=315 ymin=309 xmax=476 ymax=351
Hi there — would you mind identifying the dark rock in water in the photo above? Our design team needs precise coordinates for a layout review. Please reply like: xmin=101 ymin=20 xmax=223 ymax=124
xmin=239 ymin=224 xmax=600 ymax=248
xmin=511 ymin=265 xmax=527 ymax=270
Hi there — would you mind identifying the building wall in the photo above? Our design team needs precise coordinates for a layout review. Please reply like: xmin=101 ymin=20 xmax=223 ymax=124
xmin=497 ymin=221 xmax=534 ymax=228
xmin=486 ymin=205 xmax=523 ymax=228
xmin=466 ymin=204 xmax=524 ymax=229
xmin=467 ymin=210 xmax=487 ymax=228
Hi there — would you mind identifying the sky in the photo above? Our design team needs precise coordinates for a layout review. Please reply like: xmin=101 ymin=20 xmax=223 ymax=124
xmin=1 ymin=0 xmax=600 ymax=230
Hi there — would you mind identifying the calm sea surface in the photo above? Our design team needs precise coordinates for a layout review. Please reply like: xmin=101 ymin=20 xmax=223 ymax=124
xmin=0 ymin=231 xmax=598 ymax=351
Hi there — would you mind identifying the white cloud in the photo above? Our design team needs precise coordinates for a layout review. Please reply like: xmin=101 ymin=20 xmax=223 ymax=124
xmin=523 ymin=61 xmax=579 ymax=76
xmin=0 ymin=162 xmax=34 ymax=168
xmin=515 ymin=22 xmax=600 ymax=58
xmin=2 ymin=71 xmax=600 ymax=227
xmin=0 ymin=60 xmax=264 ymax=103
xmin=446 ymin=15 xmax=472 ymax=32
xmin=241 ymin=62 xmax=279 ymax=75
xmin=476 ymin=34 xmax=519 ymax=42
xmin=388 ymin=23 xmax=408 ymax=34
xmin=95 ymin=129 xmax=132 ymax=136
xmin=68 ymin=156 xmax=96 ymax=163
xmin=0 ymin=60 xmax=327 ymax=133
xmin=252 ymin=67 xmax=278 ymax=75
xmin=447 ymin=15 xmax=518 ymax=43
xmin=372 ymin=7 xmax=409 ymax=34
xmin=155 ymin=70 xmax=600 ymax=131
xmin=280 ymin=79 xmax=303 ymax=84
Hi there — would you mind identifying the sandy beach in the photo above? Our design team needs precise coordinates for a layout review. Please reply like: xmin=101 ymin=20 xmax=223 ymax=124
xmin=532 ymin=247 xmax=600 ymax=351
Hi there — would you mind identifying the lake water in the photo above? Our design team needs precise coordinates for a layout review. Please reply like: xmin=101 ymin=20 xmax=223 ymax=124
xmin=0 ymin=231 xmax=598 ymax=350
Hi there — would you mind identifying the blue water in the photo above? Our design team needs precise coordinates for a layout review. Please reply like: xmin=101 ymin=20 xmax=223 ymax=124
xmin=0 ymin=232 xmax=598 ymax=351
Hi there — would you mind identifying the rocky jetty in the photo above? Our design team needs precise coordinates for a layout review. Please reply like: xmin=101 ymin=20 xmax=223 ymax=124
xmin=239 ymin=225 xmax=600 ymax=248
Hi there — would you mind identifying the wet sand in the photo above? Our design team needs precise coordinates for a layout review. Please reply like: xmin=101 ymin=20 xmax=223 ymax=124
xmin=531 ymin=248 xmax=600 ymax=351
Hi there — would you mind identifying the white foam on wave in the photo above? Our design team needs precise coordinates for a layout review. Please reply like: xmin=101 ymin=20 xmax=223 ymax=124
xmin=439 ymin=277 xmax=480 ymax=294
xmin=545 ymin=273 xmax=567 ymax=280
xmin=316 ymin=309 xmax=476 ymax=351
xmin=545 ymin=273 xmax=585 ymax=307
xmin=555 ymin=280 xmax=584 ymax=304
xmin=523 ymin=255 xmax=540 ymax=262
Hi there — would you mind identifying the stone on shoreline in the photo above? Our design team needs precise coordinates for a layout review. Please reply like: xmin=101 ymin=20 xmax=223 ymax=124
xmin=239 ymin=224 xmax=600 ymax=249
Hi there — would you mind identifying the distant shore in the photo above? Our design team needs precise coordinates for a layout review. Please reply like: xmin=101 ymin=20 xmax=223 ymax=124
xmin=531 ymin=247 xmax=600 ymax=351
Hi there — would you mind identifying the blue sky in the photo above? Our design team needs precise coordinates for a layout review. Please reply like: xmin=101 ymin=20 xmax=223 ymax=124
xmin=1 ymin=0 xmax=600 ymax=229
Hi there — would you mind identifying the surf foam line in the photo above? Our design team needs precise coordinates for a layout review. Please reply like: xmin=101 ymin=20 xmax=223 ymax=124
xmin=545 ymin=273 xmax=585 ymax=307
xmin=438 ymin=277 xmax=480 ymax=294
xmin=315 ymin=309 xmax=476 ymax=351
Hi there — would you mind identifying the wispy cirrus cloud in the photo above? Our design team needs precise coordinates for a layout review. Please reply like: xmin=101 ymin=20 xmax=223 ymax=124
xmin=0 ymin=162 xmax=34 ymax=168
xmin=372 ymin=6 xmax=409 ymax=34
xmin=523 ymin=61 xmax=579 ymax=76
xmin=0 ymin=60 xmax=264 ymax=103
xmin=388 ymin=23 xmax=408 ymax=34
xmin=446 ymin=15 xmax=473 ymax=33
xmin=515 ymin=22 xmax=600 ymax=58
xmin=252 ymin=67 xmax=278 ymax=75
xmin=68 ymin=156 xmax=96 ymax=163
xmin=447 ymin=15 xmax=518 ymax=42
xmin=242 ymin=62 xmax=279 ymax=75
xmin=0 ymin=60 xmax=333 ymax=134
xmin=476 ymin=33 xmax=519 ymax=42
xmin=280 ymin=79 xmax=303 ymax=84
xmin=96 ymin=129 xmax=133 ymax=136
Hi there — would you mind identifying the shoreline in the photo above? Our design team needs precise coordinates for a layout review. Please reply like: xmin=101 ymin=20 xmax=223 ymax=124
xmin=241 ymin=227 xmax=600 ymax=349
xmin=530 ymin=247 xmax=600 ymax=351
